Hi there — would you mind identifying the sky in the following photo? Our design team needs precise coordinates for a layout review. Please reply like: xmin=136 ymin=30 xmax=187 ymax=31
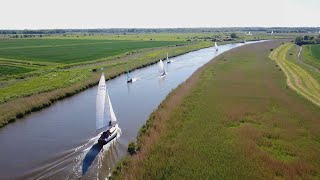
xmin=0 ymin=0 xmax=319 ymax=29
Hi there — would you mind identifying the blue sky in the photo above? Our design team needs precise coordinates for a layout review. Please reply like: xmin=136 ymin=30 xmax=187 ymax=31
xmin=0 ymin=0 xmax=319 ymax=29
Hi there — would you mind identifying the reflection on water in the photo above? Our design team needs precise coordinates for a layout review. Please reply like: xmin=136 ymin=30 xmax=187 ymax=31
xmin=0 ymin=41 xmax=263 ymax=179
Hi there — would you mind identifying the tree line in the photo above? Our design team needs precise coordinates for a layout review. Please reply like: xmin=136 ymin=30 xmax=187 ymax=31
xmin=1 ymin=27 xmax=319 ymax=35
xmin=295 ymin=35 xmax=320 ymax=46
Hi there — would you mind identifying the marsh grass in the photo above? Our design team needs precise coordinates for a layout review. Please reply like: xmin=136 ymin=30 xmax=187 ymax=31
xmin=112 ymin=40 xmax=320 ymax=179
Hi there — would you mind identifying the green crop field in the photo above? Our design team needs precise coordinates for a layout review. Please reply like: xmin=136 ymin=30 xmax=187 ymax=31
xmin=302 ymin=44 xmax=320 ymax=70
xmin=0 ymin=39 xmax=187 ymax=64
xmin=112 ymin=40 xmax=320 ymax=179
xmin=0 ymin=65 xmax=33 ymax=75
xmin=310 ymin=45 xmax=320 ymax=60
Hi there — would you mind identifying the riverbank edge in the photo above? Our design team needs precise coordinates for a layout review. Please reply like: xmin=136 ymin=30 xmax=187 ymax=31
xmin=0 ymin=42 xmax=214 ymax=128
xmin=109 ymin=40 xmax=279 ymax=179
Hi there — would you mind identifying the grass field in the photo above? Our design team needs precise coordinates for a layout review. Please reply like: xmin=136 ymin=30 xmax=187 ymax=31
xmin=0 ymin=65 xmax=33 ymax=75
xmin=302 ymin=44 xmax=320 ymax=70
xmin=0 ymin=39 xmax=187 ymax=63
xmin=112 ymin=40 xmax=320 ymax=179
xmin=269 ymin=43 xmax=320 ymax=107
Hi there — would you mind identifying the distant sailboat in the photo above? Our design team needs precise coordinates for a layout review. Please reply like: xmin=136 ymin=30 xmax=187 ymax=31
xmin=215 ymin=42 xmax=218 ymax=51
xmin=166 ymin=53 xmax=171 ymax=64
xmin=246 ymin=31 xmax=252 ymax=36
xmin=96 ymin=73 xmax=119 ymax=145
xmin=271 ymin=30 xmax=274 ymax=35
xmin=127 ymin=70 xmax=133 ymax=83
xmin=158 ymin=59 xmax=166 ymax=78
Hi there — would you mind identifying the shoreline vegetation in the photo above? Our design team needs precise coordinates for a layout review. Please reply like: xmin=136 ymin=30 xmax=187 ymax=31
xmin=111 ymin=40 xmax=320 ymax=179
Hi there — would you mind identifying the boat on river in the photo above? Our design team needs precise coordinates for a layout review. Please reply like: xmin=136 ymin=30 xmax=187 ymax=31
xmin=158 ymin=59 xmax=166 ymax=78
xmin=215 ymin=42 xmax=218 ymax=51
xmin=127 ymin=71 xmax=133 ymax=83
xmin=96 ymin=73 xmax=119 ymax=145
xmin=166 ymin=53 xmax=171 ymax=64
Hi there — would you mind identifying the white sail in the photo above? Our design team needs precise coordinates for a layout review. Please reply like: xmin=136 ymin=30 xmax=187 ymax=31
xmin=167 ymin=53 xmax=169 ymax=61
xmin=96 ymin=73 xmax=107 ymax=130
xmin=106 ymin=92 xmax=117 ymax=125
xmin=215 ymin=42 xmax=218 ymax=50
xmin=158 ymin=59 xmax=165 ymax=75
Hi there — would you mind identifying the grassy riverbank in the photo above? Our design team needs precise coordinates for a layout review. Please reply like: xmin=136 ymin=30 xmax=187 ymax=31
xmin=112 ymin=40 xmax=320 ymax=179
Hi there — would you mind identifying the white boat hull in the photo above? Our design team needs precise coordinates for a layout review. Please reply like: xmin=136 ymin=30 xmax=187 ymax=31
xmin=98 ymin=127 xmax=118 ymax=145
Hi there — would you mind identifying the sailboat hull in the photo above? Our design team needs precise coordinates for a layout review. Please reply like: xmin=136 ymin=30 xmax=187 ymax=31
xmin=127 ymin=79 xmax=133 ymax=83
xmin=98 ymin=129 xmax=118 ymax=145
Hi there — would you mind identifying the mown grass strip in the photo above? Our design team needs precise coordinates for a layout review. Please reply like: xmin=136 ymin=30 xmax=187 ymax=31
xmin=269 ymin=43 xmax=320 ymax=107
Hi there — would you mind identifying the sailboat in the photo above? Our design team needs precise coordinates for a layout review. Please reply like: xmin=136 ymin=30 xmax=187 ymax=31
xmin=271 ymin=30 xmax=274 ymax=35
xmin=126 ymin=70 xmax=133 ymax=83
xmin=214 ymin=42 xmax=218 ymax=51
xmin=96 ymin=73 xmax=118 ymax=145
xmin=166 ymin=53 xmax=171 ymax=64
xmin=158 ymin=59 xmax=166 ymax=78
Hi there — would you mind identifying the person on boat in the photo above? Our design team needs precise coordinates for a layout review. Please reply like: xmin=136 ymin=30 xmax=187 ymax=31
xmin=109 ymin=121 xmax=112 ymax=126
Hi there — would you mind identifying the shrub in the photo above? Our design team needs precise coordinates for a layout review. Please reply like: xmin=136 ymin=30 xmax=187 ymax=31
xmin=127 ymin=142 xmax=137 ymax=155
xmin=230 ymin=33 xmax=237 ymax=38
xmin=16 ymin=112 xmax=24 ymax=118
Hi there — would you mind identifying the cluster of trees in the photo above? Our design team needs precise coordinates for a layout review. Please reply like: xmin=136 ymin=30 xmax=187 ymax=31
xmin=10 ymin=34 xmax=42 ymax=38
xmin=295 ymin=35 xmax=320 ymax=46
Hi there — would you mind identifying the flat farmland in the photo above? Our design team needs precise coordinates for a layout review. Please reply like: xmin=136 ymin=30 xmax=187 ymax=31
xmin=0 ymin=39 xmax=187 ymax=64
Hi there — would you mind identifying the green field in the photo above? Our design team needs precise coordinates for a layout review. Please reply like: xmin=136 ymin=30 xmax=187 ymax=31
xmin=0 ymin=65 xmax=33 ymax=75
xmin=310 ymin=45 xmax=320 ymax=60
xmin=302 ymin=44 xmax=320 ymax=70
xmin=112 ymin=40 xmax=320 ymax=179
xmin=0 ymin=39 xmax=187 ymax=64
